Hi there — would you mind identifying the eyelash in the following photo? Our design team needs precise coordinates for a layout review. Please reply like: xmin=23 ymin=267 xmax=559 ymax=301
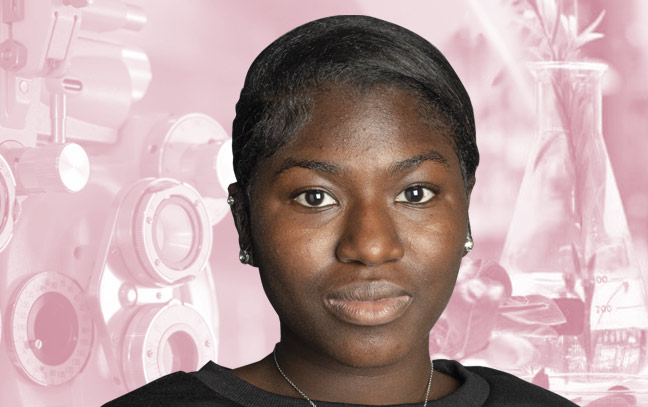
xmin=293 ymin=185 xmax=439 ymax=209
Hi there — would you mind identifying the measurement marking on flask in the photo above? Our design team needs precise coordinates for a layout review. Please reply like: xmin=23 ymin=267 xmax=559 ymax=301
xmin=595 ymin=305 xmax=613 ymax=313
xmin=595 ymin=280 xmax=629 ymax=326
xmin=615 ymin=305 xmax=644 ymax=310
xmin=590 ymin=275 xmax=609 ymax=284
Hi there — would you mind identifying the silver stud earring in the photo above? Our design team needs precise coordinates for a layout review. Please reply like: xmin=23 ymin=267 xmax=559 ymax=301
xmin=227 ymin=195 xmax=235 ymax=206
xmin=464 ymin=235 xmax=474 ymax=254
xmin=239 ymin=249 xmax=251 ymax=264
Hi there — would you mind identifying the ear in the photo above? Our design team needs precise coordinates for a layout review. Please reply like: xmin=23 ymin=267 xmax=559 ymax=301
xmin=464 ymin=175 xmax=475 ymax=206
xmin=462 ymin=176 xmax=475 ymax=258
xmin=228 ymin=182 xmax=255 ymax=267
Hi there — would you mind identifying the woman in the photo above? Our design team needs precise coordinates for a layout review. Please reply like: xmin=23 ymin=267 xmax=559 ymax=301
xmin=105 ymin=15 xmax=578 ymax=406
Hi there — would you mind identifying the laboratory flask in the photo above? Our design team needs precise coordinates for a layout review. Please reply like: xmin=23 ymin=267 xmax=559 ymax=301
xmin=500 ymin=61 xmax=648 ymax=375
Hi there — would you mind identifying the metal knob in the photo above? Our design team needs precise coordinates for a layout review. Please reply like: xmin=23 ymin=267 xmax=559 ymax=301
xmin=16 ymin=143 xmax=90 ymax=194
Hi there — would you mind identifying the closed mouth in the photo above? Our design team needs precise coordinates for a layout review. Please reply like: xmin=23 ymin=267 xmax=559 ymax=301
xmin=325 ymin=281 xmax=413 ymax=326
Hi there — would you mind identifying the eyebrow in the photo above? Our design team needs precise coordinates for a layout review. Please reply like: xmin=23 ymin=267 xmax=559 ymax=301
xmin=274 ymin=149 xmax=449 ymax=178
xmin=387 ymin=149 xmax=448 ymax=175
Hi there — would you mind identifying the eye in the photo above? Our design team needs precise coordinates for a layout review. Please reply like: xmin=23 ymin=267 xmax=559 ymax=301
xmin=294 ymin=189 xmax=338 ymax=208
xmin=395 ymin=185 xmax=436 ymax=204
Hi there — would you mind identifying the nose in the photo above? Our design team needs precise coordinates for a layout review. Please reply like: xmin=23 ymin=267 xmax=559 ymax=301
xmin=335 ymin=201 xmax=404 ymax=266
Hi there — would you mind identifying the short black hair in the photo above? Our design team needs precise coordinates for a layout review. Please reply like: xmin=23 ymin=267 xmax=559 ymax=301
xmin=232 ymin=15 xmax=478 ymax=202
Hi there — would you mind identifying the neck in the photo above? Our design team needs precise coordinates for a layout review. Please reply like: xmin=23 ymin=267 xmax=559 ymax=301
xmin=272 ymin=330 xmax=433 ymax=405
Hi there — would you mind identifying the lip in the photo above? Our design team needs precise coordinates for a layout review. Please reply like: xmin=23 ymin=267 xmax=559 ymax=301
xmin=325 ymin=281 xmax=413 ymax=326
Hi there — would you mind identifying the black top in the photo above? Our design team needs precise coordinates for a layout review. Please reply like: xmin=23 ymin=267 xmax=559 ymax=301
xmin=102 ymin=359 xmax=579 ymax=406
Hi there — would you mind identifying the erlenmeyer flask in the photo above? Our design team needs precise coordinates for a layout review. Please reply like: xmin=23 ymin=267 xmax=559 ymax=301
xmin=500 ymin=61 xmax=648 ymax=374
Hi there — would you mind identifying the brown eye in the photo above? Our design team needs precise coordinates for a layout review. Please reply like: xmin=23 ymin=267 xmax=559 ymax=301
xmin=294 ymin=189 xmax=337 ymax=208
xmin=395 ymin=186 xmax=435 ymax=204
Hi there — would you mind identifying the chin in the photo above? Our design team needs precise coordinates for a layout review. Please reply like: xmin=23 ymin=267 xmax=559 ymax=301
xmin=321 ymin=327 xmax=426 ymax=369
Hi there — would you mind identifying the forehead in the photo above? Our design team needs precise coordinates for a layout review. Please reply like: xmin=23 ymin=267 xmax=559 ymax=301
xmin=276 ymin=85 xmax=459 ymax=166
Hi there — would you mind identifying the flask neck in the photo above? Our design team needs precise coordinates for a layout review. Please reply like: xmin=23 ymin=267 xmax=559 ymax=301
xmin=530 ymin=62 xmax=606 ymax=139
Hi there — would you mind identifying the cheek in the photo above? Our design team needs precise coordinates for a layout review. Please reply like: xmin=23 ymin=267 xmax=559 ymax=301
xmin=255 ymin=216 xmax=327 ymax=264
xmin=251 ymin=210 xmax=334 ymax=298
xmin=402 ymin=204 xmax=467 ymax=256
xmin=400 ymin=206 xmax=466 ymax=292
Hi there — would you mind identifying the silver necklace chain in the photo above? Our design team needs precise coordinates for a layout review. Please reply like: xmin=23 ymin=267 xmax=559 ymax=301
xmin=272 ymin=346 xmax=434 ymax=407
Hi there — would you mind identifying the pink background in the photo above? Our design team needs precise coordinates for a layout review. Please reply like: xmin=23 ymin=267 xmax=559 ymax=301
xmin=0 ymin=1 xmax=647 ymax=405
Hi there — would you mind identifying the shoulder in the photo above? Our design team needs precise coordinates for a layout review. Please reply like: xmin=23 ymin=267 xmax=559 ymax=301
xmin=465 ymin=365 xmax=579 ymax=406
xmin=101 ymin=369 xmax=240 ymax=407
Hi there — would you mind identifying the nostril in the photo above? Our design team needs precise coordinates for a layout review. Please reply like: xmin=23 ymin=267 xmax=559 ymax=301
xmin=335 ymin=208 xmax=404 ymax=266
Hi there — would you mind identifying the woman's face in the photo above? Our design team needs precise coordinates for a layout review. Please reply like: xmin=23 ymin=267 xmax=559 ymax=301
xmin=241 ymin=85 xmax=471 ymax=368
